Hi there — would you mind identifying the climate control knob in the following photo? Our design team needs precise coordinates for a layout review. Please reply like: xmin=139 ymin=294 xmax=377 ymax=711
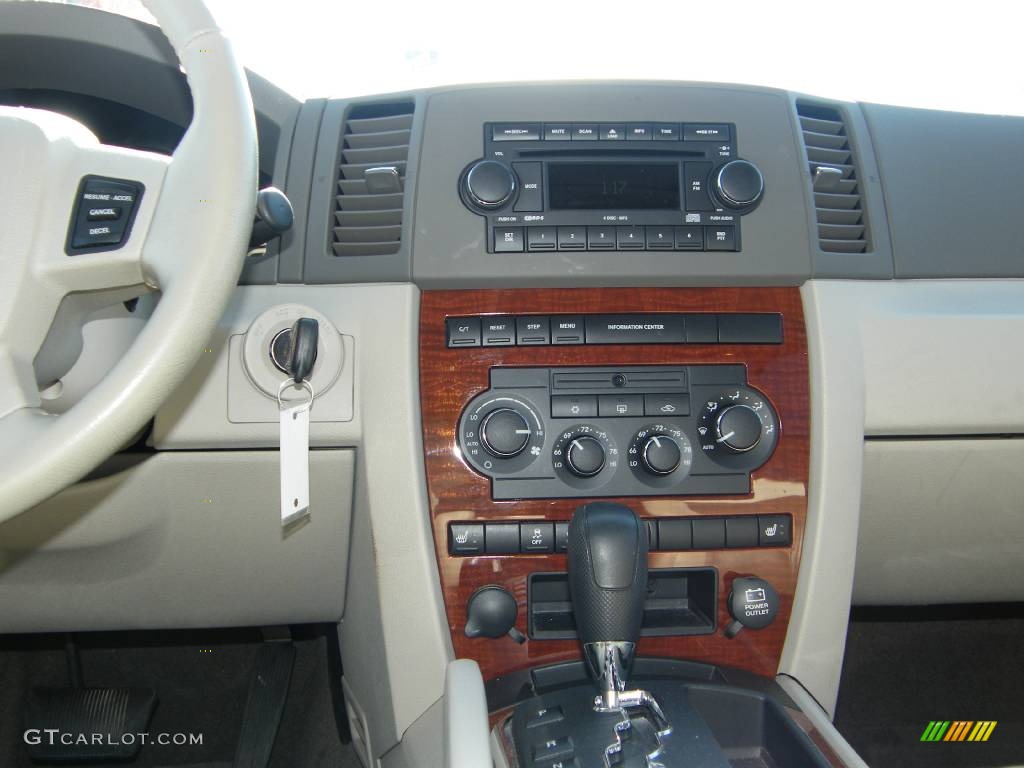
xmin=713 ymin=159 xmax=764 ymax=210
xmin=715 ymin=404 xmax=763 ymax=453
xmin=480 ymin=408 xmax=531 ymax=458
xmin=640 ymin=434 xmax=682 ymax=475
xmin=565 ymin=435 xmax=606 ymax=478
xmin=462 ymin=160 xmax=516 ymax=211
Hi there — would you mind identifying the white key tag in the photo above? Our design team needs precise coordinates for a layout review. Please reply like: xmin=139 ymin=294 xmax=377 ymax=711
xmin=278 ymin=379 xmax=314 ymax=526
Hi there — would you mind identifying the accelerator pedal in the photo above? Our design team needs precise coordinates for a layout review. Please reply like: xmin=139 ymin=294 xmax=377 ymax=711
xmin=25 ymin=686 xmax=157 ymax=763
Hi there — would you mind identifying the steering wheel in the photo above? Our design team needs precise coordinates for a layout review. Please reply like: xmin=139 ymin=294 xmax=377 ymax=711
xmin=0 ymin=0 xmax=257 ymax=523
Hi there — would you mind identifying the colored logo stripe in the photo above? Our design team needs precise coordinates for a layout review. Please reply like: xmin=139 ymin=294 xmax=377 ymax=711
xmin=921 ymin=721 xmax=997 ymax=742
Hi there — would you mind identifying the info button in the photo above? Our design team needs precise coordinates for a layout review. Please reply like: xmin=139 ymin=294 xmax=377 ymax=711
xmin=585 ymin=314 xmax=685 ymax=344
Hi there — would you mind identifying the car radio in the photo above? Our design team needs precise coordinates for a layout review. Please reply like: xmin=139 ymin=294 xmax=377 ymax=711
xmin=459 ymin=122 xmax=765 ymax=253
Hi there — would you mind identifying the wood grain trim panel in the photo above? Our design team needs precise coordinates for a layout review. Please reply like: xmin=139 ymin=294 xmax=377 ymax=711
xmin=420 ymin=288 xmax=808 ymax=682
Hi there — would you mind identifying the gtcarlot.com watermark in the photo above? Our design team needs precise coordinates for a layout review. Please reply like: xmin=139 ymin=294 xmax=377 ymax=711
xmin=24 ymin=729 xmax=203 ymax=747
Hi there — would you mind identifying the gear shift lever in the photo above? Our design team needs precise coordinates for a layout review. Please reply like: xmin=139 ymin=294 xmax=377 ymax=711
xmin=567 ymin=502 xmax=648 ymax=709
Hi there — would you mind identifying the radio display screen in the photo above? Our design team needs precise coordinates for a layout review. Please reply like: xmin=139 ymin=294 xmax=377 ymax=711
xmin=548 ymin=162 xmax=680 ymax=210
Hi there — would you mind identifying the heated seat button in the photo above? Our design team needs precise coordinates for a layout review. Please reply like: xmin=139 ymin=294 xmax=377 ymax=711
xmin=758 ymin=515 xmax=792 ymax=546
xmin=449 ymin=524 xmax=484 ymax=555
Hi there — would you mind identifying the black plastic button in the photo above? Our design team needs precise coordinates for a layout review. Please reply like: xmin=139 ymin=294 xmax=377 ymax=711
xmin=600 ymin=124 xmax=625 ymax=141
xmin=685 ymin=314 xmax=719 ymax=342
xmin=585 ymin=314 xmax=685 ymax=344
xmin=692 ymin=518 xmax=726 ymax=549
xmin=555 ymin=522 xmax=570 ymax=553
xmin=513 ymin=162 xmax=544 ymax=212
xmin=551 ymin=395 xmax=597 ymax=419
xmin=587 ymin=226 xmax=616 ymax=250
xmin=544 ymin=124 xmax=572 ymax=141
xmin=646 ymin=226 xmax=674 ymax=249
xmin=520 ymin=523 xmax=555 ymax=553
xmin=449 ymin=524 xmax=484 ymax=555
xmin=516 ymin=316 xmax=551 ymax=345
xmin=527 ymin=226 xmax=557 ymax=251
xmin=726 ymin=517 xmax=759 ymax=548
xmin=482 ymin=316 xmax=515 ymax=346
xmin=684 ymin=163 xmax=714 ymax=212
xmin=718 ymin=313 xmax=783 ymax=344
xmin=598 ymin=394 xmax=643 ymax=417
xmin=86 ymin=206 xmax=122 ymax=221
xmin=658 ymin=519 xmax=692 ymax=550
xmin=571 ymin=124 xmax=599 ymax=141
xmin=625 ymin=124 xmax=653 ymax=141
xmin=551 ymin=316 xmax=584 ymax=345
xmin=446 ymin=317 xmax=481 ymax=347
xmin=653 ymin=123 xmax=681 ymax=141
xmin=557 ymin=226 xmax=587 ymax=250
xmin=72 ymin=223 xmax=122 ymax=248
xmin=485 ymin=523 xmax=520 ymax=554
xmin=492 ymin=123 xmax=540 ymax=141
xmin=532 ymin=736 xmax=574 ymax=763
xmin=646 ymin=519 xmax=659 ymax=550
xmin=616 ymin=226 xmax=645 ymax=249
xmin=674 ymin=225 xmax=704 ymax=249
xmin=758 ymin=515 xmax=792 ymax=546
xmin=526 ymin=705 xmax=565 ymax=728
xmin=684 ymin=123 xmax=731 ymax=141
xmin=705 ymin=226 xmax=737 ymax=251
xmin=494 ymin=227 xmax=524 ymax=252
xmin=644 ymin=394 xmax=690 ymax=417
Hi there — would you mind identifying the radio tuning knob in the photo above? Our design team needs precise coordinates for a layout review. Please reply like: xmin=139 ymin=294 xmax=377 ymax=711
xmin=713 ymin=159 xmax=764 ymax=210
xmin=462 ymin=160 xmax=516 ymax=211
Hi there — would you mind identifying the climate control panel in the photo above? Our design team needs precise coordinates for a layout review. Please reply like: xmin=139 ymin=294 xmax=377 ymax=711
xmin=457 ymin=365 xmax=778 ymax=500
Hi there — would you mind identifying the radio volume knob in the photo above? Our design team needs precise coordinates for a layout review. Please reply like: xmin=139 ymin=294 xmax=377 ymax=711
xmin=462 ymin=160 xmax=516 ymax=211
xmin=713 ymin=159 xmax=764 ymax=210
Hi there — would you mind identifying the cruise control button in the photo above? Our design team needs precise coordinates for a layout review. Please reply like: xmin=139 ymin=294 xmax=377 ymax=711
xmin=446 ymin=317 xmax=481 ymax=347
xmin=516 ymin=316 xmax=550 ymax=345
xmin=644 ymin=394 xmax=690 ymax=417
xmin=527 ymin=226 xmax=557 ymax=251
xmin=705 ymin=226 xmax=737 ymax=251
xmin=449 ymin=524 xmax=484 ymax=555
xmin=587 ymin=226 xmax=616 ymax=250
xmin=492 ymin=123 xmax=540 ymax=141
xmin=616 ymin=226 xmax=645 ymax=249
xmin=520 ymin=523 xmax=555 ymax=553
xmin=86 ymin=206 xmax=121 ymax=221
xmin=494 ymin=226 xmax=524 ymax=252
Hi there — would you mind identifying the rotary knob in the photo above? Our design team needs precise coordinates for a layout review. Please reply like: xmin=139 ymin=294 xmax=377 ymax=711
xmin=715 ymin=404 xmax=764 ymax=453
xmin=480 ymin=408 xmax=532 ymax=458
xmin=462 ymin=160 xmax=516 ymax=211
xmin=640 ymin=434 xmax=682 ymax=475
xmin=713 ymin=159 xmax=764 ymax=210
xmin=565 ymin=435 xmax=606 ymax=478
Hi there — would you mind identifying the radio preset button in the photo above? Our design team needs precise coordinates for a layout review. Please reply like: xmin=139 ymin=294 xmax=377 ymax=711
xmin=544 ymin=123 xmax=572 ymax=141
xmin=646 ymin=226 xmax=674 ymax=249
xmin=653 ymin=123 xmax=681 ymax=141
xmin=557 ymin=226 xmax=587 ymax=250
xmin=587 ymin=226 xmax=616 ymax=250
xmin=493 ymin=226 xmax=525 ymax=252
xmin=600 ymin=124 xmax=625 ymax=141
xmin=571 ymin=123 xmax=599 ymax=141
xmin=492 ymin=123 xmax=540 ymax=141
xmin=705 ymin=225 xmax=737 ymax=251
xmin=616 ymin=226 xmax=645 ymax=249
xmin=674 ymin=225 xmax=704 ymax=249
xmin=527 ymin=226 xmax=557 ymax=251
xmin=684 ymin=123 xmax=731 ymax=141
xmin=626 ymin=123 xmax=653 ymax=140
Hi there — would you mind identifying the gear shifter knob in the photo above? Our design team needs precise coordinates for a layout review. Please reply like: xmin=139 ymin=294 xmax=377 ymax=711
xmin=567 ymin=502 xmax=648 ymax=708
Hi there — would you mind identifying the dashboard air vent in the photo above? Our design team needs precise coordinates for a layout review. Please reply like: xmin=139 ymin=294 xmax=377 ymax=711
xmin=331 ymin=101 xmax=414 ymax=257
xmin=796 ymin=102 xmax=868 ymax=253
